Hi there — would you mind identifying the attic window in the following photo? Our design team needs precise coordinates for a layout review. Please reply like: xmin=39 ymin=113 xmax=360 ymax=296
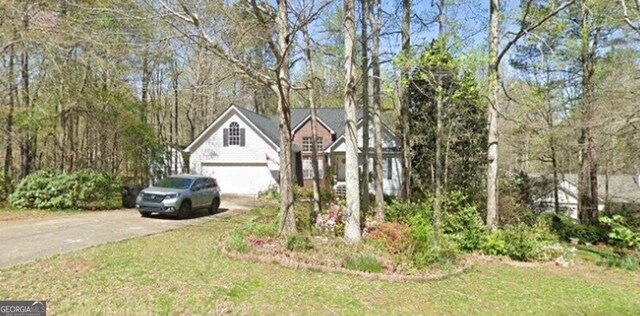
xmin=302 ymin=137 xmax=323 ymax=152
xmin=224 ymin=121 xmax=245 ymax=147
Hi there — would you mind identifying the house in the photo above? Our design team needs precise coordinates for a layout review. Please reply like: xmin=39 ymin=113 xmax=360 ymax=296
xmin=184 ymin=104 xmax=403 ymax=196
xmin=532 ymin=173 xmax=640 ymax=219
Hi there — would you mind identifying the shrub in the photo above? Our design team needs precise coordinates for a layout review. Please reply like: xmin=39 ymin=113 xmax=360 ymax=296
xmin=480 ymin=223 xmax=557 ymax=261
xmin=315 ymin=203 xmax=345 ymax=236
xmin=285 ymin=235 xmax=313 ymax=251
xmin=295 ymin=203 xmax=314 ymax=233
xmin=443 ymin=203 xmax=487 ymax=251
xmin=551 ymin=215 xmax=606 ymax=244
xmin=343 ymin=253 xmax=382 ymax=273
xmin=480 ymin=231 xmax=508 ymax=256
xmin=599 ymin=215 xmax=640 ymax=251
xmin=407 ymin=215 xmax=458 ymax=267
xmin=8 ymin=169 xmax=121 ymax=210
xmin=385 ymin=200 xmax=430 ymax=224
xmin=365 ymin=222 xmax=411 ymax=255
xmin=225 ymin=228 xmax=249 ymax=253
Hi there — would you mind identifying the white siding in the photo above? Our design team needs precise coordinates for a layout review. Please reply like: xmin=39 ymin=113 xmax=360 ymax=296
xmin=331 ymin=124 xmax=400 ymax=152
xmin=188 ymin=110 xmax=280 ymax=195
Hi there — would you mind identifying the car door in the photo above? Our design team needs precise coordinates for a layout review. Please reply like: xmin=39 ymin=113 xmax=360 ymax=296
xmin=191 ymin=178 xmax=207 ymax=208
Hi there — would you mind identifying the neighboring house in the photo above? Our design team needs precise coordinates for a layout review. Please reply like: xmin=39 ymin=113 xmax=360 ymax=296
xmin=184 ymin=105 xmax=403 ymax=196
xmin=532 ymin=173 xmax=640 ymax=219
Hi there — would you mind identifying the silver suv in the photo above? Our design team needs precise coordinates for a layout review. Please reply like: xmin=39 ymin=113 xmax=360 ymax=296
xmin=136 ymin=175 xmax=221 ymax=219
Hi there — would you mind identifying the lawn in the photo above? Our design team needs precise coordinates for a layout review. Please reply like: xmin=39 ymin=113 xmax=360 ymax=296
xmin=0 ymin=213 xmax=639 ymax=315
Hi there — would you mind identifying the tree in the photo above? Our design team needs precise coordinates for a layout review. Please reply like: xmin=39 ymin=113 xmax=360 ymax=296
xmin=360 ymin=0 xmax=370 ymax=214
xmin=485 ymin=0 xmax=574 ymax=229
xmin=160 ymin=0 xmax=301 ymax=234
xmin=400 ymin=0 xmax=412 ymax=202
xmin=370 ymin=0 xmax=384 ymax=219
xmin=343 ymin=0 xmax=361 ymax=242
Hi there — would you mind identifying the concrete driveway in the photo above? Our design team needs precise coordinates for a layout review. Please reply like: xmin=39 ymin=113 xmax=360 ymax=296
xmin=0 ymin=195 xmax=257 ymax=269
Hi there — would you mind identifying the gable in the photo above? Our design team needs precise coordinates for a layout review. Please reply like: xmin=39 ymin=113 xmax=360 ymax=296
xmin=326 ymin=120 xmax=401 ymax=153
xmin=185 ymin=105 xmax=278 ymax=153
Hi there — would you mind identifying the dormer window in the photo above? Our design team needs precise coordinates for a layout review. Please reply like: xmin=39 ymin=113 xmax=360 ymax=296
xmin=223 ymin=121 xmax=245 ymax=147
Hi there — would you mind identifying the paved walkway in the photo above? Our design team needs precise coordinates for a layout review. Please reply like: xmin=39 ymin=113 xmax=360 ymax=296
xmin=0 ymin=195 xmax=257 ymax=269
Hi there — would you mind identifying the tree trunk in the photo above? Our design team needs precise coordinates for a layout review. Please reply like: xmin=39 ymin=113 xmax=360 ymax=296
xmin=551 ymin=142 xmax=560 ymax=214
xmin=433 ymin=0 xmax=446 ymax=249
xmin=343 ymin=0 xmax=361 ymax=242
xmin=370 ymin=0 xmax=384 ymax=219
xmin=400 ymin=0 xmax=412 ymax=202
xmin=276 ymin=0 xmax=296 ymax=235
xmin=302 ymin=22 xmax=322 ymax=216
xmin=360 ymin=0 xmax=371 ymax=214
xmin=578 ymin=2 xmax=599 ymax=224
xmin=4 ymin=41 xmax=16 ymax=193
xmin=486 ymin=0 xmax=500 ymax=230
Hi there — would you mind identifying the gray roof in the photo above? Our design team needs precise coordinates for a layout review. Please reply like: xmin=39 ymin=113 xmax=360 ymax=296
xmin=236 ymin=106 xmax=281 ymax=146
xmin=232 ymin=105 xmax=370 ymax=150
xmin=531 ymin=173 xmax=640 ymax=204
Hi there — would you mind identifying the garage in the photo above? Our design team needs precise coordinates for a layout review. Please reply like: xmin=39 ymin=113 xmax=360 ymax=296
xmin=200 ymin=162 xmax=277 ymax=195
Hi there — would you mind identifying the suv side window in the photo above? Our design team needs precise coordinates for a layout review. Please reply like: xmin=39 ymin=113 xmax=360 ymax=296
xmin=207 ymin=178 xmax=218 ymax=188
xmin=192 ymin=178 xmax=206 ymax=190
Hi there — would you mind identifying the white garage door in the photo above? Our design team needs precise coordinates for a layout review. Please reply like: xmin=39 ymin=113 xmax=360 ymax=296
xmin=201 ymin=163 xmax=277 ymax=195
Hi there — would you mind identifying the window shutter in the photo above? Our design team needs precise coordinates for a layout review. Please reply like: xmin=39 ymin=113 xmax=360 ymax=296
xmin=240 ymin=128 xmax=246 ymax=147
xmin=387 ymin=158 xmax=392 ymax=180
xmin=223 ymin=128 xmax=229 ymax=147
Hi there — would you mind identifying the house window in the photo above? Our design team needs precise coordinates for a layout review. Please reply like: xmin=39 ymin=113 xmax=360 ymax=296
xmin=302 ymin=156 xmax=324 ymax=179
xmin=302 ymin=137 xmax=323 ymax=152
xmin=228 ymin=122 xmax=240 ymax=145
xmin=383 ymin=157 xmax=392 ymax=180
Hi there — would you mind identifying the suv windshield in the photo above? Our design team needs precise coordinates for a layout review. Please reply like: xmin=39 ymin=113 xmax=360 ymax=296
xmin=153 ymin=177 xmax=193 ymax=189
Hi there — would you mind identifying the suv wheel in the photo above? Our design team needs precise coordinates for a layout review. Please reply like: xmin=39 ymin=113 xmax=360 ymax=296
xmin=177 ymin=201 xmax=192 ymax=219
xmin=209 ymin=198 xmax=221 ymax=215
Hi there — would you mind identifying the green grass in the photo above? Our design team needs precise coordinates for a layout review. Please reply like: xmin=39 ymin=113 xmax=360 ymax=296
xmin=1 ymin=214 xmax=639 ymax=315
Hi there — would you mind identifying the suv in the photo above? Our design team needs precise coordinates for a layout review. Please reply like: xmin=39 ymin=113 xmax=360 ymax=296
xmin=136 ymin=175 xmax=221 ymax=219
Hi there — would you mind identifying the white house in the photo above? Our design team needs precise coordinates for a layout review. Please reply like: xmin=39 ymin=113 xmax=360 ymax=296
xmin=531 ymin=174 xmax=640 ymax=219
xmin=184 ymin=105 xmax=404 ymax=196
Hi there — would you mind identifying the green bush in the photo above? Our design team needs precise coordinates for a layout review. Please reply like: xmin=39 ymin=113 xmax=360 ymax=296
xmin=8 ymin=169 xmax=121 ymax=209
xmin=480 ymin=231 xmax=508 ymax=256
xmin=343 ymin=253 xmax=382 ymax=273
xmin=385 ymin=200 xmax=431 ymax=224
xmin=295 ymin=203 xmax=314 ymax=233
xmin=551 ymin=215 xmax=606 ymax=244
xmin=225 ymin=228 xmax=249 ymax=253
xmin=407 ymin=215 xmax=458 ymax=268
xmin=599 ymin=215 xmax=640 ymax=250
xmin=480 ymin=223 xmax=557 ymax=261
xmin=285 ymin=235 xmax=313 ymax=251
xmin=444 ymin=203 xmax=487 ymax=251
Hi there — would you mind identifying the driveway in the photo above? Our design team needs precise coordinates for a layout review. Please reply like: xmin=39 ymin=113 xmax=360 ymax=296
xmin=0 ymin=195 xmax=258 ymax=269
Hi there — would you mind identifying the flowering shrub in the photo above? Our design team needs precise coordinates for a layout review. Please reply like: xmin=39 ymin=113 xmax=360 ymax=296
xmin=365 ymin=222 xmax=411 ymax=255
xmin=315 ymin=203 xmax=345 ymax=235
